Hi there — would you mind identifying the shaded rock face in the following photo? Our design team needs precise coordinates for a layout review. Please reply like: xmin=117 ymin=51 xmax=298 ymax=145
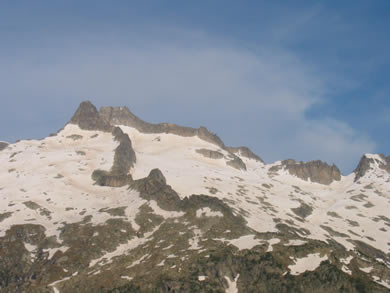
xmin=281 ymin=160 xmax=341 ymax=185
xmin=129 ymin=169 xmax=181 ymax=211
xmin=354 ymin=155 xmax=374 ymax=181
xmin=92 ymin=170 xmax=132 ymax=187
xmin=226 ymin=146 xmax=264 ymax=163
xmin=0 ymin=142 xmax=8 ymax=151
xmin=91 ymin=128 xmax=136 ymax=187
xmin=112 ymin=127 xmax=136 ymax=175
xmin=195 ymin=148 xmax=224 ymax=159
xmin=70 ymin=101 xmax=112 ymax=132
xmin=354 ymin=154 xmax=390 ymax=181
xmin=227 ymin=155 xmax=247 ymax=171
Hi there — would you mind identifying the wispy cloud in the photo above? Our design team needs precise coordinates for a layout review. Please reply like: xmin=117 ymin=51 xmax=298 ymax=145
xmin=0 ymin=29 xmax=375 ymax=172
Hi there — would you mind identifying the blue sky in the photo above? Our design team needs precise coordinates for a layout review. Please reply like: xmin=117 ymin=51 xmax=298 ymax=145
xmin=1 ymin=1 xmax=389 ymax=173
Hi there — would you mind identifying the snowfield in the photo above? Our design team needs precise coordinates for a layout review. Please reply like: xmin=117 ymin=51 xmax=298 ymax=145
xmin=118 ymin=126 xmax=390 ymax=256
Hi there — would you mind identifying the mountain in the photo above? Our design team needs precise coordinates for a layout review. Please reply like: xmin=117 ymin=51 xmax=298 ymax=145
xmin=0 ymin=101 xmax=389 ymax=292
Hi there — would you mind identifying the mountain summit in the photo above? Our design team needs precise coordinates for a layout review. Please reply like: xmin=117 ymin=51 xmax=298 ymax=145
xmin=0 ymin=101 xmax=389 ymax=292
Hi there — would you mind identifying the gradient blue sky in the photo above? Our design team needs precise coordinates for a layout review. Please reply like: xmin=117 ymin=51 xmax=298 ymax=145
xmin=1 ymin=1 xmax=389 ymax=173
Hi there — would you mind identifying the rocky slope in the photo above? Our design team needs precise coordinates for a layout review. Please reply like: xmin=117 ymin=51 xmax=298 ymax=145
xmin=0 ymin=101 xmax=389 ymax=292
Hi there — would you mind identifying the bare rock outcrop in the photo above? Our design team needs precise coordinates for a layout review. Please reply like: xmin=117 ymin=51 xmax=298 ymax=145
xmin=196 ymin=148 xmax=224 ymax=159
xmin=70 ymin=101 xmax=112 ymax=132
xmin=92 ymin=127 xmax=136 ymax=187
xmin=274 ymin=159 xmax=341 ymax=185
xmin=354 ymin=154 xmax=390 ymax=181
xmin=226 ymin=155 xmax=247 ymax=171
xmin=226 ymin=146 xmax=264 ymax=163
xmin=129 ymin=169 xmax=181 ymax=211
xmin=112 ymin=127 xmax=136 ymax=174
xmin=0 ymin=142 xmax=8 ymax=151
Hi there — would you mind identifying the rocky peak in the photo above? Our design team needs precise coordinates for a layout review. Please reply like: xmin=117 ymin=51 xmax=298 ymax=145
xmin=354 ymin=154 xmax=390 ymax=181
xmin=70 ymin=101 xmax=112 ymax=132
xmin=147 ymin=168 xmax=167 ymax=186
xmin=280 ymin=159 xmax=341 ymax=185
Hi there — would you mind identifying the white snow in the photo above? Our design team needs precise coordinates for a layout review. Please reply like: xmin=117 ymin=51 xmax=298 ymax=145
xmin=365 ymin=154 xmax=385 ymax=165
xmin=340 ymin=256 xmax=353 ymax=265
xmin=48 ymin=271 xmax=78 ymax=292
xmin=224 ymin=274 xmax=239 ymax=293
xmin=121 ymin=276 xmax=133 ymax=281
xmin=126 ymin=254 xmax=150 ymax=268
xmin=266 ymin=238 xmax=280 ymax=252
xmin=216 ymin=235 xmax=263 ymax=250
xmin=342 ymin=265 xmax=352 ymax=275
xmin=373 ymin=276 xmax=390 ymax=289
xmin=196 ymin=207 xmax=223 ymax=218
xmin=24 ymin=242 xmax=37 ymax=253
xmin=148 ymin=200 xmax=184 ymax=218
xmin=284 ymin=239 xmax=307 ymax=246
xmin=188 ymin=228 xmax=203 ymax=250
xmin=43 ymin=247 xmax=69 ymax=260
xmin=288 ymin=253 xmax=328 ymax=275
xmin=360 ymin=266 xmax=373 ymax=273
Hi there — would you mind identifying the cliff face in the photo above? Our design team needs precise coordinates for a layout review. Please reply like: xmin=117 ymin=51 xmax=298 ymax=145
xmin=226 ymin=146 xmax=264 ymax=163
xmin=270 ymin=159 xmax=341 ymax=185
xmin=70 ymin=101 xmax=113 ymax=132
xmin=354 ymin=154 xmax=390 ymax=181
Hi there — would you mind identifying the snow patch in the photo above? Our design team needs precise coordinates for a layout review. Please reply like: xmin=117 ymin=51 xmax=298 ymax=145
xmin=196 ymin=207 xmax=223 ymax=218
xmin=224 ymin=274 xmax=239 ymax=293
xmin=288 ymin=253 xmax=328 ymax=275
xmin=216 ymin=235 xmax=263 ymax=250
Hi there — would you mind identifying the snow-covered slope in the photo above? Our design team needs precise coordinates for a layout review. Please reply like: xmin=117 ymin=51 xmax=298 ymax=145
xmin=121 ymin=125 xmax=390 ymax=255
xmin=0 ymin=101 xmax=389 ymax=292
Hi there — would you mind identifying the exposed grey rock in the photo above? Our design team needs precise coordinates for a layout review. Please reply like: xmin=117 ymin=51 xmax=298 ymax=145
xmin=69 ymin=101 xmax=112 ymax=132
xmin=195 ymin=148 xmax=224 ymax=159
xmin=0 ymin=142 xmax=8 ymax=151
xmin=354 ymin=155 xmax=375 ymax=181
xmin=277 ymin=159 xmax=341 ymax=185
xmin=291 ymin=202 xmax=313 ymax=219
xmin=91 ymin=127 xmax=136 ymax=187
xmin=111 ymin=127 xmax=136 ymax=175
xmin=226 ymin=146 xmax=264 ymax=163
xmin=92 ymin=169 xmax=132 ymax=187
xmin=354 ymin=154 xmax=390 ymax=181
xmin=226 ymin=155 xmax=247 ymax=171
xmin=129 ymin=169 xmax=181 ymax=211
